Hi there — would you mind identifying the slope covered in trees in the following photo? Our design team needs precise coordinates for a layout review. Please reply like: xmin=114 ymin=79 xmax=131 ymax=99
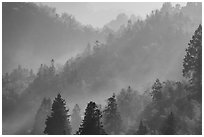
xmin=2 ymin=65 xmax=35 ymax=119
xmin=136 ymin=24 xmax=202 ymax=135
xmin=2 ymin=2 xmax=202 ymax=135
xmin=2 ymin=2 xmax=106 ymax=73
xmin=17 ymin=2 xmax=201 ymax=104
xmin=31 ymin=98 xmax=51 ymax=134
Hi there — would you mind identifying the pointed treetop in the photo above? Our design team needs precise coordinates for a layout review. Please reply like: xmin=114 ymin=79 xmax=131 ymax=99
xmin=57 ymin=93 xmax=61 ymax=98
xmin=51 ymin=59 xmax=54 ymax=65
xmin=137 ymin=120 xmax=148 ymax=135
xmin=44 ymin=94 xmax=71 ymax=135
xmin=127 ymin=86 xmax=131 ymax=92
xmin=112 ymin=93 xmax=116 ymax=98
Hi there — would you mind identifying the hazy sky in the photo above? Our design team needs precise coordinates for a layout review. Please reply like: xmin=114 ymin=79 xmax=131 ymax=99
xmin=40 ymin=2 xmax=186 ymax=28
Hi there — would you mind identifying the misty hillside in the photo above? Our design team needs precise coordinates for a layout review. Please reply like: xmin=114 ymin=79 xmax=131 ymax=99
xmin=2 ymin=2 xmax=107 ymax=73
xmin=103 ymin=13 xmax=142 ymax=32
xmin=2 ymin=2 xmax=202 ymax=135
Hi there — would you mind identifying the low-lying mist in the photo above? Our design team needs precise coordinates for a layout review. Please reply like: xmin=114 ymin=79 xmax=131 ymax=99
xmin=2 ymin=2 xmax=202 ymax=134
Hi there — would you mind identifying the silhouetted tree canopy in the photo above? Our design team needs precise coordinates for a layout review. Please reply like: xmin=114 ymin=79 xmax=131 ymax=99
xmin=183 ymin=24 xmax=202 ymax=102
xmin=2 ymin=2 xmax=202 ymax=135
xmin=136 ymin=120 xmax=148 ymax=135
xmin=77 ymin=101 xmax=106 ymax=135
xmin=160 ymin=112 xmax=176 ymax=135
xmin=150 ymin=79 xmax=162 ymax=102
xmin=44 ymin=94 xmax=71 ymax=135
xmin=103 ymin=93 xmax=122 ymax=134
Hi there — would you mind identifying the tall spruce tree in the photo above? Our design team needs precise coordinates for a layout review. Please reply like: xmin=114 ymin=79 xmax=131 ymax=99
xmin=160 ymin=112 xmax=176 ymax=135
xmin=44 ymin=94 xmax=71 ymax=135
xmin=71 ymin=104 xmax=81 ymax=134
xmin=183 ymin=24 xmax=202 ymax=101
xmin=136 ymin=120 xmax=148 ymax=135
xmin=77 ymin=101 xmax=106 ymax=135
xmin=103 ymin=93 xmax=122 ymax=134
xmin=150 ymin=79 xmax=162 ymax=102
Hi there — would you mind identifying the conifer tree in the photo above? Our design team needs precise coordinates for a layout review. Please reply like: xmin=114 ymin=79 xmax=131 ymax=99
xmin=77 ymin=101 xmax=106 ymax=135
xmin=183 ymin=24 xmax=202 ymax=101
xmin=136 ymin=120 xmax=148 ymax=135
xmin=160 ymin=112 xmax=176 ymax=135
xmin=150 ymin=79 xmax=162 ymax=102
xmin=103 ymin=93 xmax=122 ymax=134
xmin=44 ymin=94 xmax=71 ymax=135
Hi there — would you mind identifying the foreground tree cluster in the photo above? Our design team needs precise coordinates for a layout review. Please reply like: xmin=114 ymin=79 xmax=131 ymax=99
xmin=41 ymin=24 xmax=202 ymax=135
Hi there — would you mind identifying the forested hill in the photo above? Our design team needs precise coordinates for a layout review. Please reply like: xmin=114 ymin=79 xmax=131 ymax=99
xmin=2 ymin=2 xmax=107 ymax=73
xmin=2 ymin=2 xmax=202 ymax=135
xmin=23 ymin=2 xmax=201 ymax=98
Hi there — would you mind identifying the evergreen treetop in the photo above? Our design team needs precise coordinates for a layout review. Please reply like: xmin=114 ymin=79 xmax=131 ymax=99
xmin=160 ymin=112 xmax=176 ymax=135
xmin=136 ymin=120 xmax=148 ymax=135
xmin=44 ymin=93 xmax=71 ymax=135
xmin=183 ymin=24 xmax=202 ymax=101
xmin=103 ymin=93 xmax=122 ymax=134
xmin=77 ymin=101 xmax=106 ymax=135
xmin=151 ymin=79 xmax=162 ymax=102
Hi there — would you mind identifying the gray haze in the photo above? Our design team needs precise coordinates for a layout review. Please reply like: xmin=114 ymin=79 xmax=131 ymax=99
xmin=42 ymin=2 xmax=186 ymax=27
xmin=2 ymin=2 xmax=201 ymax=135
xmin=3 ymin=2 xmax=186 ymax=73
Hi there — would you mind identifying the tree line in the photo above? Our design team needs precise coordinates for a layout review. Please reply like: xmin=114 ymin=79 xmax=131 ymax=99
xmin=2 ymin=3 xmax=201 ymax=134
xmin=39 ymin=24 xmax=202 ymax=135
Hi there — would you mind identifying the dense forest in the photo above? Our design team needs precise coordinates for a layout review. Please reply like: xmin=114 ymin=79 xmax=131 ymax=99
xmin=2 ymin=2 xmax=202 ymax=135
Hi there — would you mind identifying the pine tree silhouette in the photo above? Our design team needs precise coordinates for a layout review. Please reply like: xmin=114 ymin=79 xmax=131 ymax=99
xmin=103 ymin=93 xmax=122 ymax=134
xmin=151 ymin=79 xmax=162 ymax=102
xmin=136 ymin=120 xmax=148 ymax=135
xmin=183 ymin=24 xmax=202 ymax=102
xmin=44 ymin=93 xmax=71 ymax=135
xmin=77 ymin=101 xmax=106 ymax=135
xmin=160 ymin=112 xmax=176 ymax=135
